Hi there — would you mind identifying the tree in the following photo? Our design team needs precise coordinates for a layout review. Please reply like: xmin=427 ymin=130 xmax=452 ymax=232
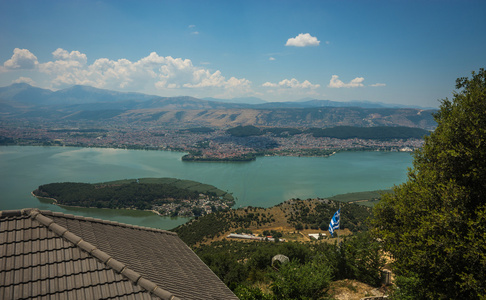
xmin=295 ymin=223 xmax=304 ymax=231
xmin=270 ymin=258 xmax=332 ymax=300
xmin=333 ymin=232 xmax=385 ymax=287
xmin=372 ymin=69 xmax=486 ymax=299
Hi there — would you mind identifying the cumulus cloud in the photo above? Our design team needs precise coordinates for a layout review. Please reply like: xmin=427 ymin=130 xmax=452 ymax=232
xmin=285 ymin=33 xmax=320 ymax=47
xmin=328 ymin=75 xmax=365 ymax=88
xmin=52 ymin=48 xmax=87 ymax=64
xmin=269 ymin=57 xmax=276 ymax=61
xmin=370 ymin=83 xmax=386 ymax=87
xmin=261 ymin=78 xmax=321 ymax=100
xmin=2 ymin=48 xmax=38 ymax=70
xmin=262 ymin=78 xmax=320 ymax=89
xmin=1 ymin=48 xmax=252 ymax=95
xmin=12 ymin=77 xmax=35 ymax=85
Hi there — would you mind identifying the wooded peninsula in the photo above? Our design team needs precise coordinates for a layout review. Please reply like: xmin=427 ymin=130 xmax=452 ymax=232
xmin=33 ymin=177 xmax=235 ymax=217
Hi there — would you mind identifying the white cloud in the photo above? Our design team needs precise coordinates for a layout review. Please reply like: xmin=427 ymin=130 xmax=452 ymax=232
xmin=260 ymin=78 xmax=321 ymax=100
xmin=370 ymin=83 xmax=386 ymax=87
xmin=2 ymin=48 xmax=38 ymax=70
xmin=285 ymin=33 xmax=320 ymax=47
xmin=12 ymin=77 xmax=35 ymax=85
xmin=328 ymin=75 xmax=365 ymax=88
xmin=269 ymin=57 xmax=276 ymax=61
xmin=262 ymin=78 xmax=320 ymax=89
xmin=262 ymin=82 xmax=277 ymax=88
xmin=52 ymin=48 xmax=87 ymax=63
xmin=1 ymin=48 xmax=253 ymax=96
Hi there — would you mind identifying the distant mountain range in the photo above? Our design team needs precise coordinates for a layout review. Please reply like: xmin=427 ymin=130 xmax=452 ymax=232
xmin=1 ymin=83 xmax=435 ymax=109
xmin=203 ymin=96 xmax=267 ymax=105
xmin=205 ymin=96 xmax=434 ymax=109
xmin=0 ymin=83 xmax=438 ymax=129
xmin=0 ymin=83 xmax=154 ymax=105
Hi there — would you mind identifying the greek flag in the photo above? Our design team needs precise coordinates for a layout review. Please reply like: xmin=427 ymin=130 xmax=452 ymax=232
xmin=328 ymin=209 xmax=340 ymax=237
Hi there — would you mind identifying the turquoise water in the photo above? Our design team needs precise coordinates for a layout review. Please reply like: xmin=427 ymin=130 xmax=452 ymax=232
xmin=0 ymin=146 xmax=413 ymax=229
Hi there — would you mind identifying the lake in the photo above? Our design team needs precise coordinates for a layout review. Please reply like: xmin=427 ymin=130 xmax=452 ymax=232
xmin=0 ymin=146 xmax=413 ymax=229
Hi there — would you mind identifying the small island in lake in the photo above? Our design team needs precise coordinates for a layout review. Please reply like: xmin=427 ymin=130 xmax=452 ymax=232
xmin=33 ymin=177 xmax=235 ymax=217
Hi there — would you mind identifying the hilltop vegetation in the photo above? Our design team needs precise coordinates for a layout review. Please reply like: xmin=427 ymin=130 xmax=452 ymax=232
xmin=373 ymin=69 xmax=486 ymax=299
xmin=173 ymin=198 xmax=371 ymax=246
xmin=172 ymin=197 xmax=384 ymax=299
xmin=196 ymin=233 xmax=384 ymax=298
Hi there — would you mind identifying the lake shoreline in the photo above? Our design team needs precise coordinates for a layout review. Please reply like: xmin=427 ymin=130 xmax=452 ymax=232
xmin=1 ymin=143 xmax=411 ymax=162
xmin=2 ymin=146 xmax=412 ymax=229
xmin=31 ymin=191 xmax=168 ymax=217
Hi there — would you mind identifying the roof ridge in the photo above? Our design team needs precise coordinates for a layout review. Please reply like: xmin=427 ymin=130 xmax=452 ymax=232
xmin=0 ymin=209 xmax=177 ymax=235
xmin=38 ymin=209 xmax=178 ymax=236
xmin=18 ymin=208 xmax=181 ymax=300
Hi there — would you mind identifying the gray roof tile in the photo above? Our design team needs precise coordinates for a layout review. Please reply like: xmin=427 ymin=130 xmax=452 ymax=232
xmin=1 ymin=209 xmax=238 ymax=299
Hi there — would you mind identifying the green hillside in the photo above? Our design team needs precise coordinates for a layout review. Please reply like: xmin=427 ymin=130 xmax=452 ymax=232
xmin=33 ymin=177 xmax=234 ymax=213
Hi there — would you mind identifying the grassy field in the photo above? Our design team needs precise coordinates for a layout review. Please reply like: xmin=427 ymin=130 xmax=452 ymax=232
xmin=328 ymin=190 xmax=393 ymax=207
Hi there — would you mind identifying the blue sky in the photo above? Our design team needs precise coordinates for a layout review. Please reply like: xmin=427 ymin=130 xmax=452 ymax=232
xmin=1 ymin=0 xmax=485 ymax=107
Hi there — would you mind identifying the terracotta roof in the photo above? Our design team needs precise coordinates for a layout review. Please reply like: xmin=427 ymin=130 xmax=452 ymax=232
xmin=0 ymin=209 xmax=238 ymax=300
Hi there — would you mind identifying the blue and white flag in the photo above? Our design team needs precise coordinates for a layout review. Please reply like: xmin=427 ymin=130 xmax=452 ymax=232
xmin=328 ymin=209 xmax=340 ymax=237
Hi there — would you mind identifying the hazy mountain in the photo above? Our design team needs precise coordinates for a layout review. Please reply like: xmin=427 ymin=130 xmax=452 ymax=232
xmin=0 ymin=83 xmax=54 ymax=105
xmin=1 ymin=83 xmax=435 ymax=110
xmin=258 ymin=99 xmax=436 ymax=110
xmin=108 ymin=107 xmax=437 ymax=130
xmin=49 ymin=85 xmax=155 ymax=104
xmin=0 ymin=83 xmax=154 ymax=106
xmin=0 ymin=83 xmax=437 ymax=129
xmin=203 ymin=97 xmax=266 ymax=105
xmin=0 ymin=84 xmax=247 ymax=110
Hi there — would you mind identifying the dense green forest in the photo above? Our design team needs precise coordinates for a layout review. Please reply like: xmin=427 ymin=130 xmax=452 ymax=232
xmin=33 ymin=177 xmax=234 ymax=210
xmin=227 ymin=125 xmax=264 ymax=137
xmin=306 ymin=126 xmax=429 ymax=140
xmin=372 ymin=69 xmax=486 ymax=299
xmin=226 ymin=125 xmax=429 ymax=140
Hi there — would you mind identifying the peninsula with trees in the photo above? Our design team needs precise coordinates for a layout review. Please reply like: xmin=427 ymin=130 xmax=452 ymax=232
xmin=33 ymin=177 xmax=234 ymax=217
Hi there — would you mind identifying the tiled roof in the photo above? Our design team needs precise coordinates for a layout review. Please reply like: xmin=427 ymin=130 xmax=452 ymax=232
xmin=0 ymin=209 xmax=238 ymax=300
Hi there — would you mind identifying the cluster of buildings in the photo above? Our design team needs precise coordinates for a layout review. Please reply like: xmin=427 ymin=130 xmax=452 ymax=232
xmin=227 ymin=233 xmax=285 ymax=242
xmin=152 ymin=196 xmax=232 ymax=217
xmin=0 ymin=121 xmax=424 ymax=158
